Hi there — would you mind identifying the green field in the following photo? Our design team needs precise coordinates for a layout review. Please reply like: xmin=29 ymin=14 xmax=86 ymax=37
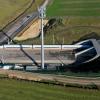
xmin=47 ymin=0 xmax=100 ymax=16
xmin=0 ymin=78 xmax=100 ymax=100
xmin=45 ymin=0 xmax=100 ymax=44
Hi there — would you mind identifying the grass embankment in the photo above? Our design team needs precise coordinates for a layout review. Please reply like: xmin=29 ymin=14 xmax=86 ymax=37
xmin=16 ymin=17 xmax=100 ymax=44
xmin=0 ymin=78 xmax=100 ymax=100
xmin=0 ymin=0 xmax=44 ymax=29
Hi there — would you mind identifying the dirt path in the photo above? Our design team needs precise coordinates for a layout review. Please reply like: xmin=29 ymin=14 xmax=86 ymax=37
xmin=14 ymin=19 xmax=48 ymax=41
xmin=0 ymin=69 xmax=100 ymax=86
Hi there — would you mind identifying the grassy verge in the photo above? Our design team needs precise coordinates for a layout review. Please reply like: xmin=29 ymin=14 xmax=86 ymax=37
xmin=0 ymin=78 xmax=100 ymax=100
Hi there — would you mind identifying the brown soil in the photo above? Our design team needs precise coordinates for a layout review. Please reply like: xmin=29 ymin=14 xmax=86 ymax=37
xmin=14 ymin=19 xmax=48 ymax=41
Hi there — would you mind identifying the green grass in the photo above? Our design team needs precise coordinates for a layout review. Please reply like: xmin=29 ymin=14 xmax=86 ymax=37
xmin=0 ymin=78 xmax=100 ymax=100
xmin=47 ymin=0 xmax=100 ymax=16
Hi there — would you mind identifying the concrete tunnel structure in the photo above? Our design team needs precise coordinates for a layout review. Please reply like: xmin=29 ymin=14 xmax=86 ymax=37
xmin=73 ymin=39 xmax=100 ymax=66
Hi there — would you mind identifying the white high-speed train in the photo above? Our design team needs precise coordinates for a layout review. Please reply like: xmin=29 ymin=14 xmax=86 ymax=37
xmin=0 ymin=44 xmax=90 ymax=49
